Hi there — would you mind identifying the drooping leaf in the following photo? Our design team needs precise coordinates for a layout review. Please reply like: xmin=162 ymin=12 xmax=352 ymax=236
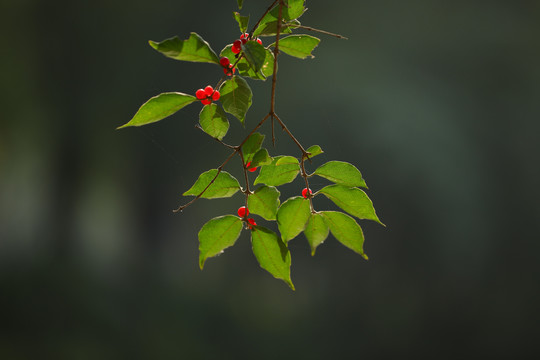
xmin=199 ymin=215 xmax=243 ymax=269
xmin=250 ymin=148 xmax=272 ymax=167
xmin=251 ymin=226 xmax=295 ymax=290
xmin=254 ymin=156 xmax=300 ymax=186
xmin=233 ymin=12 xmax=249 ymax=33
xmin=242 ymin=40 xmax=267 ymax=72
xmin=321 ymin=211 xmax=367 ymax=259
xmin=254 ymin=0 xmax=305 ymax=37
xmin=318 ymin=185 xmax=383 ymax=225
xmin=304 ymin=213 xmax=329 ymax=255
xmin=118 ymin=92 xmax=197 ymax=129
xmin=273 ymin=35 xmax=320 ymax=59
xmin=248 ymin=186 xmax=280 ymax=220
xmin=241 ymin=132 xmax=265 ymax=162
xmin=183 ymin=169 xmax=241 ymax=199
xmin=314 ymin=161 xmax=367 ymax=188
xmin=149 ymin=33 xmax=219 ymax=64
xmin=276 ymin=196 xmax=311 ymax=242
xmin=306 ymin=145 xmax=323 ymax=158
xmin=219 ymin=76 xmax=253 ymax=125
xmin=199 ymin=103 xmax=229 ymax=140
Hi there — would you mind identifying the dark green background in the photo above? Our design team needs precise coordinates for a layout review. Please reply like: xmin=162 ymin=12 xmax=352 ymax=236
xmin=1 ymin=0 xmax=539 ymax=358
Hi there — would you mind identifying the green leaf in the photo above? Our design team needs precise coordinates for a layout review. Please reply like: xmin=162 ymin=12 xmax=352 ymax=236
xmin=276 ymin=196 xmax=311 ymax=242
xmin=304 ymin=213 xmax=329 ymax=256
xmin=261 ymin=48 xmax=275 ymax=77
xmin=274 ymin=35 xmax=320 ymax=59
xmin=251 ymin=226 xmax=295 ymax=290
xmin=254 ymin=0 xmax=305 ymax=37
xmin=254 ymin=156 xmax=300 ymax=186
xmin=306 ymin=145 xmax=323 ymax=158
xmin=321 ymin=211 xmax=367 ymax=259
xmin=149 ymin=32 xmax=219 ymax=64
xmin=241 ymin=132 xmax=265 ymax=162
xmin=318 ymin=185 xmax=383 ymax=225
xmin=199 ymin=103 xmax=229 ymax=140
xmin=237 ymin=0 xmax=244 ymax=10
xmin=219 ymin=76 xmax=253 ymax=125
xmin=183 ymin=169 xmax=241 ymax=199
xmin=314 ymin=161 xmax=367 ymax=188
xmin=250 ymin=148 xmax=273 ymax=167
xmin=199 ymin=215 xmax=243 ymax=269
xmin=233 ymin=12 xmax=249 ymax=33
xmin=221 ymin=45 xmax=273 ymax=81
xmin=248 ymin=186 xmax=280 ymax=221
xmin=242 ymin=40 xmax=267 ymax=72
xmin=118 ymin=92 xmax=197 ymax=129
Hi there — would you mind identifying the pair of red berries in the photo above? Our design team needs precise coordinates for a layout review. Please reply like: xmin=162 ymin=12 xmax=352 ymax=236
xmin=219 ymin=57 xmax=236 ymax=76
xmin=237 ymin=206 xmax=257 ymax=228
xmin=246 ymin=161 xmax=257 ymax=173
xmin=231 ymin=33 xmax=263 ymax=54
xmin=195 ymin=85 xmax=220 ymax=105
xmin=302 ymin=188 xmax=312 ymax=199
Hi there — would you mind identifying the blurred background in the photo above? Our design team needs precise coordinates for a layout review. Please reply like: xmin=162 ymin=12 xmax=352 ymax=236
xmin=1 ymin=0 xmax=539 ymax=358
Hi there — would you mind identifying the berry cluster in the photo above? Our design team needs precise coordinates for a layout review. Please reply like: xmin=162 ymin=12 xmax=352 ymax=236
xmin=195 ymin=85 xmax=220 ymax=105
xmin=220 ymin=57 xmax=236 ymax=76
xmin=231 ymin=33 xmax=263 ymax=54
xmin=237 ymin=206 xmax=257 ymax=229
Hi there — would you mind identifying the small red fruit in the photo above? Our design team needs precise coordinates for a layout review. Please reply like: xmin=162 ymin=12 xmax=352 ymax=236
xmin=241 ymin=38 xmax=247 ymax=45
xmin=302 ymin=188 xmax=312 ymax=199
xmin=248 ymin=218 xmax=257 ymax=228
xmin=195 ymin=89 xmax=206 ymax=100
xmin=204 ymin=86 xmax=214 ymax=96
xmin=246 ymin=161 xmax=257 ymax=172
xmin=211 ymin=90 xmax=220 ymax=101
xmin=256 ymin=38 xmax=262 ymax=45
xmin=201 ymin=99 xmax=211 ymax=105
xmin=237 ymin=206 xmax=249 ymax=218
xmin=220 ymin=57 xmax=230 ymax=67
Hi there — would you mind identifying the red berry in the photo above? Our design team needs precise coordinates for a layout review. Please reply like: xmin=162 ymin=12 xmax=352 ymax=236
xmin=248 ymin=218 xmax=257 ymax=228
xmin=240 ymin=33 xmax=247 ymax=39
xmin=246 ymin=161 xmax=257 ymax=172
xmin=195 ymin=89 xmax=206 ymax=100
xmin=201 ymin=99 xmax=211 ymax=105
xmin=302 ymin=188 xmax=312 ymax=199
xmin=231 ymin=45 xmax=240 ymax=54
xmin=233 ymin=40 xmax=242 ymax=49
xmin=241 ymin=38 xmax=247 ymax=45
xmin=237 ymin=206 xmax=249 ymax=218
xmin=212 ymin=90 xmax=220 ymax=101
xmin=220 ymin=57 xmax=230 ymax=67
xmin=204 ymin=86 xmax=214 ymax=96
xmin=256 ymin=38 xmax=262 ymax=45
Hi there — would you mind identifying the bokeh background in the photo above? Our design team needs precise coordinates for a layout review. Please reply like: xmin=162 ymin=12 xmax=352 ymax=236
xmin=1 ymin=0 xmax=539 ymax=358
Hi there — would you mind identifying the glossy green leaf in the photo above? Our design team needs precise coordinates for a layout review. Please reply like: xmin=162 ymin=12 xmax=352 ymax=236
xmin=251 ymin=226 xmax=294 ymax=290
xmin=248 ymin=186 xmax=280 ymax=220
xmin=276 ymin=196 xmax=311 ymax=242
xmin=318 ymin=185 xmax=383 ymax=225
xmin=242 ymin=40 xmax=267 ymax=72
xmin=233 ymin=12 xmax=249 ymax=33
xmin=274 ymin=35 xmax=320 ymax=59
xmin=118 ymin=92 xmax=197 ymax=129
xmin=304 ymin=213 xmax=329 ymax=255
xmin=254 ymin=156 xmax=300 ymax=186
xmin=314 ymin=161 xmax=367 ymax=188
xmin=321 ymin=211 xmax=367 ymax=259
xmin=199 ymin=103 xmax=229 ymax=140
xmin=241 ymin=132 xmax=264 ymax=162
xmin=149 ymin=32 xmax=219 ymax=64
xmin=183 ymin=169 xmax=241 ymax=199
xmin=199 ymin=215 xmax=243 ymax=269
xmin=254 ymin=0 xmax=305 ymax=37
xmin=306 ymin=145 xmax=323 ymax=158
xmin=250 ymin=148 xmax=272 ymax=167
xmin=219 ymin=76 xmax=253 ymax=125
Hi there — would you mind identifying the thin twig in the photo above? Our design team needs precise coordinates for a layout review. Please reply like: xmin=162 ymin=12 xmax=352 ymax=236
xmin=289 ymin=24 xmax=348 ymax=40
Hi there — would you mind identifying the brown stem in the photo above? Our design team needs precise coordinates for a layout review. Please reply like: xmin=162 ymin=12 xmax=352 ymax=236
xmin=273 ymin=114 xmax=308 ymax=156
xmin=300 ymin=155 xmax=315 ymax=213
xmin=289 ymin=24 xmax=348 ymax=40
xmin=248 ymin=0 xmax=279 ymax=37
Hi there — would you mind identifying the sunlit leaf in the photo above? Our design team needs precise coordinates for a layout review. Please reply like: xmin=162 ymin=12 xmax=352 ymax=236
xmin=118 ymin=92 xmax=197 ymax=129
xmin=149 ymin=32 xmax=219 ymax=64
xmin=306 ymin=145 xmax=323 ymax=158
xmin=248 ymin=186 xmax=280 ymax=220
xmin=251 ymin=226 xmax=295 ymax=290
xmin=250 ymin=148 xmax=273 ymax=167
xmin=233 ymin=12 xmax=249 ymax=33
xmin=219 ymin=76 xmax=253 ymax=125
xmin=314 ymin=161 xmax=367 ymax=188
xmin=199 ymin=215 xmax=243 ymax=269
xmin=221 ymin=45 xmax=273 ymax=81
xmin=304 ymin=213 xmax=329 ymax=255
xmin=254 ymin=156 xmax=300 ymax=186
xmin=199 ymin=103 xmax=229 ymax=140
xmin=318 ymin=185 xmax=383 ymax=225
xmin=183 ymin=169 xmax=241 ymax=199
xmin=273 ymin=35 xmax=320 ymax=59
xmin=276 ymin=196 xmax=311 ymax=242
xmin=241 ymin=132 xmax=265 ymax=162
xmin=254 ymin=0 xmax=305 ymax=37
xmin=321 ymin=211 xmax=368 ymax=259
